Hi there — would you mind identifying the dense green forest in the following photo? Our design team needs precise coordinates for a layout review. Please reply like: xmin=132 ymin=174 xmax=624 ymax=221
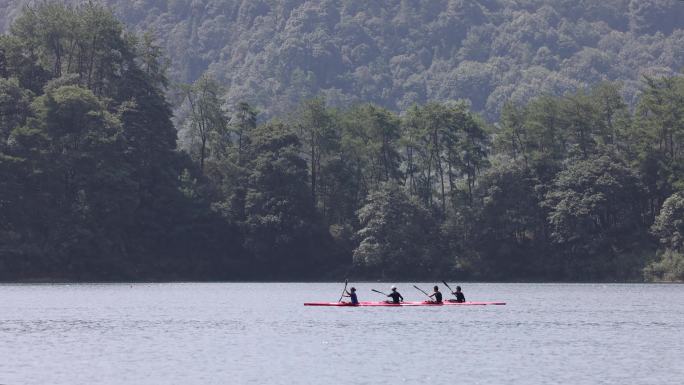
xmin=1 ymin=3 xmax=683 ymax=281
xmin=2 ymin=0 xmax=684 ymax=120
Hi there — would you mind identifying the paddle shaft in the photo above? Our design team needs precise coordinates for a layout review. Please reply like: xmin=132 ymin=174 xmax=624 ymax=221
xmin=371 ymin=289 xmax=389 ymax=296
xmin=413 ymin=285 xmax=431 ymax=299
xmin=442 ymin=280 xmax=459 ymax=298
xmin=337 ymin=279 xmax=348 ymax=302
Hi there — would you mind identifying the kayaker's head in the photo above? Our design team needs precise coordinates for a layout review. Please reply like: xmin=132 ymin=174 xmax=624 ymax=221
xmin=433 ymin=285 xmax=439 ymax=292
xmin=390 ymin=285 xmax=397 ymax=291
xmin=350 ymin=287 xmax=356 ymax=292
xmin=456 ymin=286 xmax=462 ymax=292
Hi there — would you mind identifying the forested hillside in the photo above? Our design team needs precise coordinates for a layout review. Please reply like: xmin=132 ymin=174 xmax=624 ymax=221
xmin=1 ymin=3 xmax=683 ymax=282
xmin=2 ymin=0 xmax=684 ymax=119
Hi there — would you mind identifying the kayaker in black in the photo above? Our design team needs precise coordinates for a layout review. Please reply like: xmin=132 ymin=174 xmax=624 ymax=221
xmin=429 ymin=285 xmax=443 ymax=303
xmin=387 ymin=286 xmax=403 ymax=304
xmin=451 ymin=286 xmax=466 ymax=303
xmin=343 ymin=287 xmax=359 ymax=305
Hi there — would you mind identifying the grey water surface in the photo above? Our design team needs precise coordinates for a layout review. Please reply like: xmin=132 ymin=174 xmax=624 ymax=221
xmin=1 ymin=283 xmax=683 ymax=385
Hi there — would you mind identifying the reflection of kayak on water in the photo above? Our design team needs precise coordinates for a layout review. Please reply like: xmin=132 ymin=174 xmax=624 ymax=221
xmin=303 ymin=301 xmax=506 ymax=307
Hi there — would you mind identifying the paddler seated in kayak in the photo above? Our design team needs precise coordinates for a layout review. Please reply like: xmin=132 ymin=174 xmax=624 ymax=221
xmin=428 ymin=285 xmax=443 ymax=303
xmin=449 ymin=286 xmax=466 ymax=303
xmin=342 ymin=287 xmax=359 ymax=305
xmin=386 ymin=286 xmax=404 ymax=304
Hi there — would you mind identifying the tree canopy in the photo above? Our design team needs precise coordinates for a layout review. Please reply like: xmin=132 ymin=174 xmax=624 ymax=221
xmin=2 ymin=2 xmax=684 ymax=282
xmin=4 ymin=0 xmax=684 ymax=120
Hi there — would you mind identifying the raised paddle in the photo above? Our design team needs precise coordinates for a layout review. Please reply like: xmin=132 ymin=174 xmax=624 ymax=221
xmin=442 ymin=280 xmax=456 ymax=297
xmin=442 ymin=280 xmax=460 ymax=298
xmin=412 ymin=285 xmax=431 ymax=299
xmin=337 ymin=279 xmax=348 ymax=302
xmin=371 ymin=289 xmax=389 ymax=296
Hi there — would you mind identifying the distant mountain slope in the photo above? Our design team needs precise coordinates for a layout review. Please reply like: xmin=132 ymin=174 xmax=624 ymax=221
xmin=3 ymin=0 xmax=684 ymax=119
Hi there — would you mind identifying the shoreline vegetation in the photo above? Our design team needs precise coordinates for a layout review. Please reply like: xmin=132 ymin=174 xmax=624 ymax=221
xmin=2 ymin=278 xmax=682 ymax=284
xmin=9 ymin=278 xmax=674 ymax=284
xmin=1 ymin=3 xmax=683 ymax=283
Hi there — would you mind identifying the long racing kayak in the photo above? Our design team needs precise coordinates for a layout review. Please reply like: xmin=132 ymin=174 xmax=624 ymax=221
xmin=304 ymin=300 xmax=505 ymax=307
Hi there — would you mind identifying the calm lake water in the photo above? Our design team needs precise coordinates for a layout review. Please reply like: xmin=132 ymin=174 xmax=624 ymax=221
xmin=1 ymin=283 xmax=683 ymax=385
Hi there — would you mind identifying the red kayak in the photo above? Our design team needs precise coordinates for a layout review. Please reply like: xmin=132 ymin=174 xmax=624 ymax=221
xmin=304 ymin=301 xmax=398 ymax=307
xmin=442 ymin=300 xmax=506 ymax=306
xmin=304 ymin=301 xmax=505 ymax=307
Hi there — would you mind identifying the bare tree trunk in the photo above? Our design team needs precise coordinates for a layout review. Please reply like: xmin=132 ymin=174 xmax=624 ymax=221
xmin=406 ymin=145 xmax=414 ymax=195
xmin=311 ymin=134 xmax=316 ymax=208
xmin=200 ymin=137 xmax=206 ymax=174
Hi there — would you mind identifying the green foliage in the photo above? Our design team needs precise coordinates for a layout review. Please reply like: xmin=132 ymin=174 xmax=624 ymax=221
xmin=543 ymin=154 xmax=649 ymax=279
xmin=644 ymin=192 xmax=684 ymax=281
xmin=0 ymin=3 xmax=203 ymax=280
xmin=635 ymin=76 xmax=684 ymax=163
xmin=353 ymin=182 xmax=442 ymax=278
xmin=180 ymin=74 xmax=229 ymax=173
xmin=0 ymin=77 xmax=32 ymax=145
xmin=465 ymin=159 xmax=548 ymax=279
xmin=292 ymin=97 xmax=336 ymax=210
xmin=243 ymin=122 xmax=321 ymax=276
xmin=4 ymin=0 xmax=681 ymax=120
xmin=651 ymin=192 xmax=684 ymax=251
xmin=341 ymin=104 xmax=403 ymax=189
xmin=3 ymin=2 xmax=684 ymax=282
xmin=403 ymin=101 xmax=489 ymax=210
xmin=643 ymin=249 xmax=684 ymax=282
xmin=4 ymin=83 xmax=136 ymax=276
